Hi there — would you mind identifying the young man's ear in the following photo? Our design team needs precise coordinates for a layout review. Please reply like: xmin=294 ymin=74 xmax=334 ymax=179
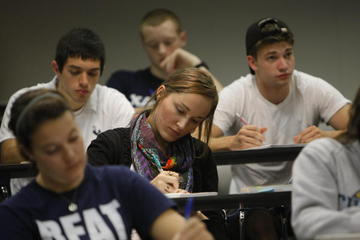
xmin=51 ymin=60 xmax=61 ymax=77
xmin=179 ymin=31 xmax=188 ymax=48
xmin=247 ymin=55 xmax=257 ymax=73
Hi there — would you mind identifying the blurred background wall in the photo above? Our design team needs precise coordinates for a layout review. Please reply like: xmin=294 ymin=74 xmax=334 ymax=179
xmin=1 ymin=0 xmax=359 ymax=104
xmin=1 ymin=0 xmax=359 ymax=193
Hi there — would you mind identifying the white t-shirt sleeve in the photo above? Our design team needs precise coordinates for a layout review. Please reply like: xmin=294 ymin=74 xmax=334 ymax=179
xmin=0 ymin=88 xmax=29 ymax=143
xmin=213 ymin=78 xmax=246 ymax=135
xmin=0 ymin=100 xmax=14 ymax=143
xmin=299 ymin=72 xmax=351 ymax=124
xmin=106 ymin=88 xmax=135 ymax=128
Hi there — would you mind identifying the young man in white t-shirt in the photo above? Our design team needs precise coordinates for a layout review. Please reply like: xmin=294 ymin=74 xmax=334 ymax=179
xmin=210 ymin=18 xmax=351 ymax=193
xmin=0 ymin=28 xmax=134 ymax=164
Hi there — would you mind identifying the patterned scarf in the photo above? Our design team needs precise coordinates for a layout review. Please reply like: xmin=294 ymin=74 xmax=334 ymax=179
xmin=130 ymin=112 xmax=194 ymax=192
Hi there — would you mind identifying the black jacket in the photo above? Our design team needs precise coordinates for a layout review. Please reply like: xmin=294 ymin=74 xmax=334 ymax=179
xmin=87 ymin=127 xmax=228 ymax=240
xmin=87 ymin=128 xmax=218 ymax=193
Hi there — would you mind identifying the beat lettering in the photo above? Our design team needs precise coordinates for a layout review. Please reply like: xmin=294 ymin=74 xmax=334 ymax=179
xmin=36 ymin=199 xmax=127 ymax=240
xmin=60 ymin=213 xmax=85 ymax=240
xmin=36 ymin=220 xmax=67 ymax=240
xmin=83 ymin=208 xmax=115 ymax=239
xmin=100 ymin=199 xmax=127 ymax=240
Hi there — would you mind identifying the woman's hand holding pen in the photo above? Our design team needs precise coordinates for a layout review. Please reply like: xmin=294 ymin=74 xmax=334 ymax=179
xmin=151 ymin=171 xmax=180 ymax=193
xmin=229 ymin=125 xmax=267 ymax=150
xmin=172 ymin=217 xmax=214 ymax=240
xmin=175 ymin=190 xmax=208 ymax=220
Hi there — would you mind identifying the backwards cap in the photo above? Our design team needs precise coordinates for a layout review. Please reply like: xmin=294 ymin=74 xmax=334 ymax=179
xmin=245 ymin=17 xmax=292 ymax=55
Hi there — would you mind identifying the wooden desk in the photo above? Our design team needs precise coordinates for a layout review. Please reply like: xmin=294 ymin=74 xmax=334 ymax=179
xmin=213 ymin=145 xmax=303 ymax=165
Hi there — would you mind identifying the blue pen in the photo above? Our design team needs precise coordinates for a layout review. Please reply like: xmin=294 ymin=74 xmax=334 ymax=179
xmin=184 ymin=197 xmax=194 ymax=219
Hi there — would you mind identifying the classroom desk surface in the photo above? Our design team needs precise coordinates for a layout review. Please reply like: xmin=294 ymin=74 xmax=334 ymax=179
xmin=0 ymin=163 xmax=37 ymax=178
xmin=213 ymin=145 xmax=303 ymax=165
xmin=171 ymin=191 xmax=291 ymax=211
xmin=0 ymin=145 xmax=304 ymax=178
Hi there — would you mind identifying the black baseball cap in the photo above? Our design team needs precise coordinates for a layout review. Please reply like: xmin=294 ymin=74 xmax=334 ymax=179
xmin=245 ymin=17 xmax=293 ymax=55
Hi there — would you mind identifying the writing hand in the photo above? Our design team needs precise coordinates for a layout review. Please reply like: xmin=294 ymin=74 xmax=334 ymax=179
xmin=229 ymin=125 xmax=267 ymax=150
xmin=172 ymin=217 xmax=214 ymax=240
xmin=151 ymin=171 xmax=180 ymax=193
xmin=175 ymin=189 xmax=189 ymax=194
xmin=294 ymin=125 xmax=324 ymax=143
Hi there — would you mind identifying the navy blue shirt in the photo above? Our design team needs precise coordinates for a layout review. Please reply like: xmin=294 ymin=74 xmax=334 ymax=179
xmin=0 ymin=165 xmax=175 ymax=239
xmin=107 ymin=68 xmax=163 ymax=108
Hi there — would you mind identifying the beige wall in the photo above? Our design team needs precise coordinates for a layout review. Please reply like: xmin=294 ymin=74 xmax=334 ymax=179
xmin=1 ymin=0 xmax=359 ymax=104
xmin=1 ymin=0 xmax=359 ymax=193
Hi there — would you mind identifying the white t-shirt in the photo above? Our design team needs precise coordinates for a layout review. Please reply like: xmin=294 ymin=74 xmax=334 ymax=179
xmin=0 ymin=77 xmax=135 ymax=194
xmin=0 ymin=77 xmax=135 ymax=149
xmin=213 ymin=70 xmax=350 ymax=193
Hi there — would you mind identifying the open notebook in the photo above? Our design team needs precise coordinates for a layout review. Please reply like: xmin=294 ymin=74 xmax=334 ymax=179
xmin=315 ymin=233 xmax=360 ymax=240
xmin=243 ymin=143 xmax=306 ymax=151
xmin=240 ymin=184 xmax=292 ymax=193
xmin=165 ymin=192 xmax=218 ymax=199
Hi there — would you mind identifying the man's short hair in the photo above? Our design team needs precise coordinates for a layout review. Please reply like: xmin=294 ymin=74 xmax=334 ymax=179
xmin=246 ymin=18 xmax=294 ymax=74
xmin=139 ymin=8 xmax=183 ymax=36
xmin=55 ymin=28 xmax=105 ymax=74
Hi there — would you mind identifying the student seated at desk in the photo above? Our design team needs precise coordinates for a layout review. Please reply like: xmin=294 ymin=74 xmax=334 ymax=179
xmin=88 ymin=68 xmax=228 ymax=239
xmin=209 ymin=16 xmax=351 ymax=192
xmin=107 ymin=8 xmax=223 ymax=113
xmin=0 ymin=89 xmax=213 ymax=240
xmin=209 ymin=17 xmax=350 ymax=240
xmin=0 ymin=27 xmax=134 ymax=195
xmin=292 ymin=87 xmax=360 ymax=239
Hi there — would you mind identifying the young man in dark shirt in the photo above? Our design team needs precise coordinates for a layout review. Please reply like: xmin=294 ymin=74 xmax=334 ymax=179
xmin=107 ymin=8 xmax=223 ymax=112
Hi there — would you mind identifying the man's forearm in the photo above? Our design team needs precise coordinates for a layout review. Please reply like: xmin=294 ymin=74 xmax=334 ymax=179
xmin=208 ymin=136 xmax=233 ymax=152
xmin=0 ymin=139 xmax=27 ymax=164
xmin=323 ymin=129 xmax=346 ymax=139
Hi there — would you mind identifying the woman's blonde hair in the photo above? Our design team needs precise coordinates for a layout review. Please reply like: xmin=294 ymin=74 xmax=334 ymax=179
xmin=148 ymin=67 xmax=218 ymax=143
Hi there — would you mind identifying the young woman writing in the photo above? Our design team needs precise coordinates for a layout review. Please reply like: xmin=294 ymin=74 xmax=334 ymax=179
xmin=87 ymin=68 xmax=227 ymax=239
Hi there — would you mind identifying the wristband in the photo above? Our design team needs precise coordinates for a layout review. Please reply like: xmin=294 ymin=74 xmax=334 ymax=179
xmin=194 ymin=61 xmax=209 ymax=70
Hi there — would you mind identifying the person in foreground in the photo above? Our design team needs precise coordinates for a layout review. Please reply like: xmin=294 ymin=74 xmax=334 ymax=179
xmin=88 ymin=68 xmax=228 ymax=239
xmin=292 ymin=87 xmax=360 ymax=239
xmin=0 ymin=89 xmax=213 ymax=240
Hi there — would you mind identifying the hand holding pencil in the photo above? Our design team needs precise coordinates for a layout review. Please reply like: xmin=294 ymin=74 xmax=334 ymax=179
xmin=229 ymin=114 xmax=267 ymax=150
xmin=172 ymin=217 xmax=214 ymax=240
xmin=151 ymin=171 xmax=180 ymax=193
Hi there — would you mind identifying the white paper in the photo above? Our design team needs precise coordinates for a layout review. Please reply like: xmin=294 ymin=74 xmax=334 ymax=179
xmin=165 ymin=192 xmax=218 ymax=199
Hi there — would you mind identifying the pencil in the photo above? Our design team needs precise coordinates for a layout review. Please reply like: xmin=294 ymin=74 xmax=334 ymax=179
xmin=236 ymin=113 xmax=249 ymax=125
